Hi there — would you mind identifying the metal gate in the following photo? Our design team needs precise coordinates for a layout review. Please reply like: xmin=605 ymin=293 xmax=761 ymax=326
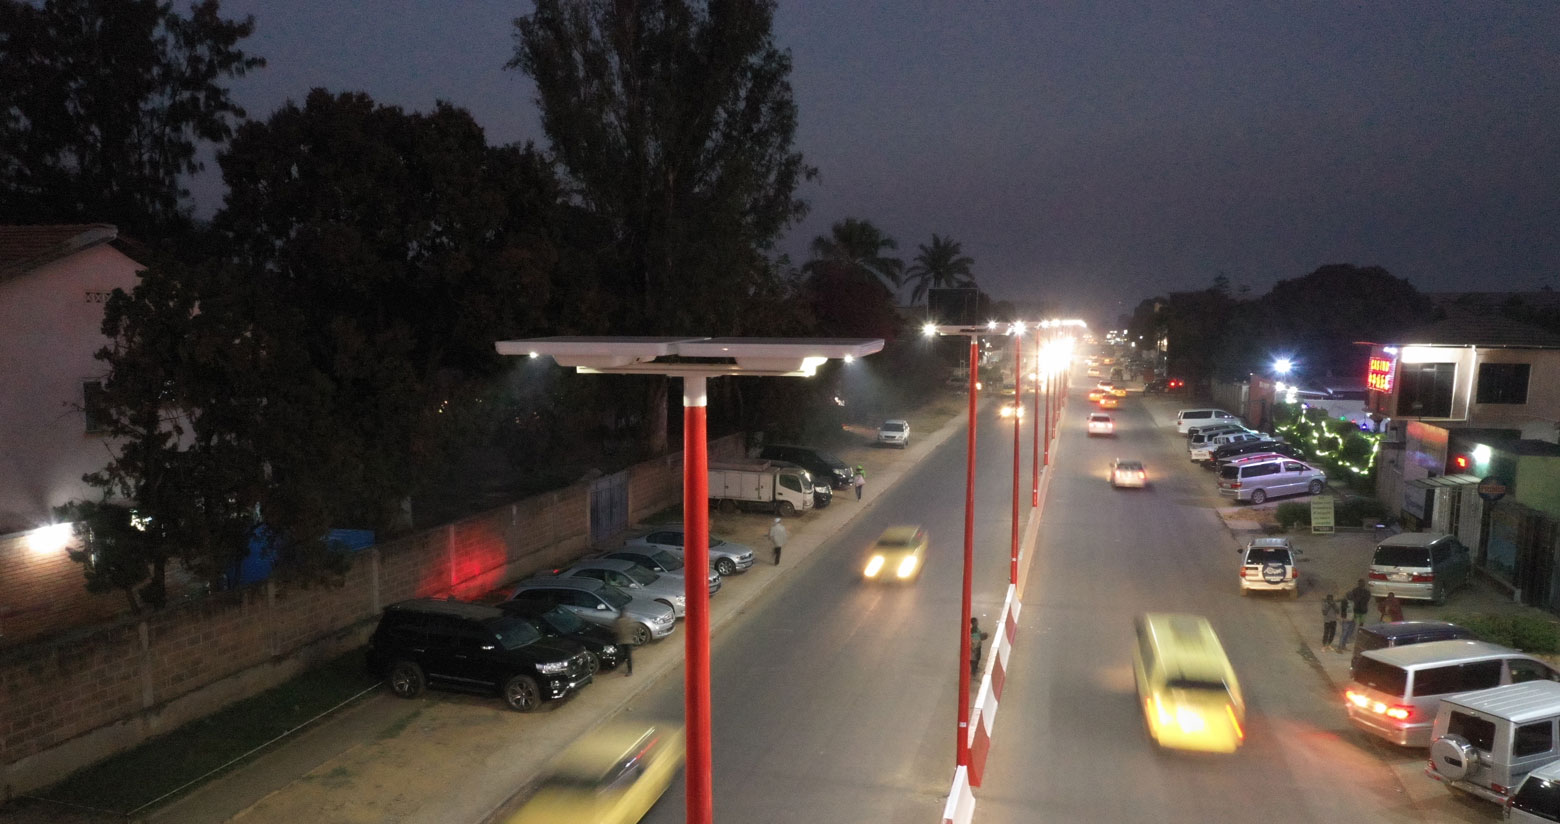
xmin=589 ymin=471 xmax=629 ymax=546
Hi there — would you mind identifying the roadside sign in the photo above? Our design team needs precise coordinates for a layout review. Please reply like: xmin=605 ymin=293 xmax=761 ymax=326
xmin=1478 ymin=476 xmax=1508 ymax=503
xmin=1311 ymin=496 xmax=1335 ymax=534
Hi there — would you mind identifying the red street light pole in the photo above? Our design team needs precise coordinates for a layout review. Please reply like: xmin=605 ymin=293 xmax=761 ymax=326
xmin=682 ymin=375 xmax=712 ymax=824
xmin=1031 ymin=324 xmax=1042 ymax=507
xmin=1010 ymin=323 xmax=1023 ymax=586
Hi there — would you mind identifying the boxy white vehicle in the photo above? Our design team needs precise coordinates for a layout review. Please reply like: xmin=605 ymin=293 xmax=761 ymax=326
xmin=1176 ymin=409 xmax=1239 ymax=435
xmin=1426 ymin=680 xmax=1560 ymax=805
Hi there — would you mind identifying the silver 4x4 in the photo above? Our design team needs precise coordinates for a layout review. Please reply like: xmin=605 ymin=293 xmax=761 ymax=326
xmin=1239 ymin=537 xmax=1299 ymax=597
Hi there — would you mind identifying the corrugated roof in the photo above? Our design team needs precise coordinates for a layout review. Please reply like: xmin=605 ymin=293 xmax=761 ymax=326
xmin=0 ymin=224 xmax=119 ymax=281
xmin=1361 ymin=315 xmax=1560 ymax=349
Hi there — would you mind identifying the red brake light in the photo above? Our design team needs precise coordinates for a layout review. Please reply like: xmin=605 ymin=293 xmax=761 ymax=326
xmin=1411 ymin=573 xmax=1435 ymax=582
xmin=1368 ymin=571 xmax=1388 ymax=581
xmin=1386 ymin=705 xmax=1412 ymax=720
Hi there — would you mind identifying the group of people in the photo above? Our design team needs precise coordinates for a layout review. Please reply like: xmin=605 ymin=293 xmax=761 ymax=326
xmin=1321 ymin=579 xmax=1405 ymax=653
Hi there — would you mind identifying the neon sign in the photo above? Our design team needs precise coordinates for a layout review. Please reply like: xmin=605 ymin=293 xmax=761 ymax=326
xmin=1367 ymin=355 xmax=1396 ymax=393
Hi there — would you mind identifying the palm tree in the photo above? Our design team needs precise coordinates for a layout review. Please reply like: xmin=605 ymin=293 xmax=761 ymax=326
xmin=804 ymin=217 xmax=903 ymax=290
xmin=905 ymin=234 xmax=975 ymax=304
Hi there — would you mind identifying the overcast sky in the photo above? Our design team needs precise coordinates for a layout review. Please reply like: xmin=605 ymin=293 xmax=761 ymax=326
xmin=197 ymin=1 xmax=1560 ymax=324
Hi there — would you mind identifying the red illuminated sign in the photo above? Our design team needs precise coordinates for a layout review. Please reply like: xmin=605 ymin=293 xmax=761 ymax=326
xmin=1367 ymin=356 xmax=1396 ymax=393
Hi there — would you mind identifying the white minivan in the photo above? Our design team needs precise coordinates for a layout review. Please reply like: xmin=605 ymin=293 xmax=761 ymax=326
xmin=1176 ymin=409 xmax=1239 ymax=435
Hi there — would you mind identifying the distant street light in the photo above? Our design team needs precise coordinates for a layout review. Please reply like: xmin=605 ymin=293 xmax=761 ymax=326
xmin=1274 ymin=357 xmax=1293 ymax=375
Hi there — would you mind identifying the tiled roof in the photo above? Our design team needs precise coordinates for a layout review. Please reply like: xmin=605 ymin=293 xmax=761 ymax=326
xmin=1365 ymin=315 xmax=1560 ymax=349
xmin=0 ymin=224 xmax=119 ymax=280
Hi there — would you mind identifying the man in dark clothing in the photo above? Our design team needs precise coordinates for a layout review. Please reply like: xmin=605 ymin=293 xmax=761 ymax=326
xmin=1348 ymin=579 xmax=1372 ymax=625
xmin=970 ymin=617 xmax=990 ymax=677
xmin=613 ymin=615 xmax=637 ymax=676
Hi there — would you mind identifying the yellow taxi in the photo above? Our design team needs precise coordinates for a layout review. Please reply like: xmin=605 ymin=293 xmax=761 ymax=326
xmin=999 ymin=401 xmax=1024 ymax=418
xmin=1087 ymin=388 xmax=1108 ymax=402
xmin=505 ymin=721 xmax=686 ymax=824
xmin=1110 ymin=386 xmax=1128 ymax=397
xmin=863 ymin=525 xmax=928 ymax=582
xmin=1132 ymin=614 xmax=1245 ymax=753
xmin=1098 ymin=395 xmax=1119 ymax=409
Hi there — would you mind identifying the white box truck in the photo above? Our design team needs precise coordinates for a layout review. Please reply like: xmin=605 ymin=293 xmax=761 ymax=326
xmin=708 ymin=460 xmax=815 ymax=517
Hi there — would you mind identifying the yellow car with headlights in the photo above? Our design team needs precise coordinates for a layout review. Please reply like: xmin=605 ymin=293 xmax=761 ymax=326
xmin=863 ymin=525 xmax=928 ymax=582
xmin=505 ymin=721 xmax=685 ymax=824
xmin=999 ymin=402 xmax=1024 ymax=418
xmin=1132 ymin=613 xmax=1245 ymax=753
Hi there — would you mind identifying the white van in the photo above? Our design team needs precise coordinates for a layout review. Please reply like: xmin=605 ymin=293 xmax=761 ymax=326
xmin=1426 ymin=680 xmax=1560 ymax=804
xmin=1176 ymin=409 xmax=1238 ymax=435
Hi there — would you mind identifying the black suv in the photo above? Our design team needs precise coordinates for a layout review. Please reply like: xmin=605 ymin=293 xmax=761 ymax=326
xmin=497 ymin=598 xmax=625 ymax=673
xmin=366 ymin=599 xmax=593 ymax=712
xmin=759 ymin=444 xmax=854 ymax=489
xmin=1207 ymin=439 xmax=1301 ymax=468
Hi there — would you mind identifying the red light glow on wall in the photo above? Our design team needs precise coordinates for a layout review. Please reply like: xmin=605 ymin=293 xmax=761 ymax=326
xmin=1367 ymin=356 xmax=1396 ymax=393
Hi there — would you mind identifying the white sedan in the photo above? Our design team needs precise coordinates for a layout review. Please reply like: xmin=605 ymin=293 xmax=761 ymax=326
xmin=1109 ymin=459 xmax=1147 ymax=488
xmin=1087 ymin=413 xmax=1114 ymax=436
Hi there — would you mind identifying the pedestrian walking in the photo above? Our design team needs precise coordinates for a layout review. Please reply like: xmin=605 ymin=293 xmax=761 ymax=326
xmin=970 ymin=617 xmax=990 ymax=677
xmin=1337 ymin=595 xmax=1357 ymax=653
xmin=853 ymin=466 xmax=866 ymax=500
xmin=1321 ymin=594 xmax=1339 ymax=649
xmin=768 ymin=517 xmax=788 ymax=566
xmin=1348 ymin=578 xmax=1372 ymax=625
xmin=1382 ymin=591 xmax=1405 ymax=623
xmin=613 ymin=615 xmax=637 ymax=676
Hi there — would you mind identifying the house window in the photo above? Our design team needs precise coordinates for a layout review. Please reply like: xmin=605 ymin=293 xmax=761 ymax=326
xmin=1476 ymin=363 xmax=1530 ymax=405
xmin=82 ymin=380 xmax=108 ymax=433
xmin=1395 ymin=362 xmax=1455 ymax=417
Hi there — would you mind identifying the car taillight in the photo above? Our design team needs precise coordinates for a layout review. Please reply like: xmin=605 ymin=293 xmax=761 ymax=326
xmin=1411 ymin=573 xmax=1435 ymax=582
xmin=1386 ymin=705 xmax=1412 ymax=720
xmin=1368 ymin=571 xmax=1388 ymax=581
xmin=1229 ymin=482 xmax=1241 ymax=489
xmin=1291 ymin=568 xmax=1298 ymax=579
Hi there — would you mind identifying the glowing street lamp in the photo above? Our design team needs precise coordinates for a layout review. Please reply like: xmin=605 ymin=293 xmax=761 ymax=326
xmin=1274 ymin=357 xmax=1294 ymax=375
xmin=494 ymin=335 xmax=882 ymax=824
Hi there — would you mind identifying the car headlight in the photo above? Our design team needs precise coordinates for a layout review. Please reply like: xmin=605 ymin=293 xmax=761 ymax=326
xmin=863 ymin=555 xmax=885 ymax=578
xmin=896 ymin=555 xmax=918 ymax=579
xmin=1175 ymin=706 xmax=1206 ymax=733
xmin=536 ymin=660 xmax=570 ymax=675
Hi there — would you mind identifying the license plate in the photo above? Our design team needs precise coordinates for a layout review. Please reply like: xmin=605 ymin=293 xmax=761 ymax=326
xmin=1391 ymin=572 xmax=1411 ymax=582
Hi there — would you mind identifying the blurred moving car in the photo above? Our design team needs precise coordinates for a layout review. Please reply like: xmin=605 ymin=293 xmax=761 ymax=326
xmin=863 ymin=525 xmax=928 ymax=582
xmin=877 ymin=419 xmax=911 ymax=448
xmin=1109 ymin=385 xmax=1128 ymax=397
xmin=1237 ymin=537 xmax=1299 ymax=597
xmin=623 ymin=527 xmax=756 ymax=577
xmin=505 ymin=720 xmax=686 ymax=824
xmin=1087 ymin=413 xmax=1114 ymax=436
xmin=999 ymin=401 xmax=1025 ymax=418
xmin=1087 ymin=388 xmax=1108 ymax=402
xmin=1109 ymin=458 xmax=1146 ymax=488
xmin=1098 ymin=395 xmax=1120 ymax=409
xmin=1132 ymin=613 xmax=1246 ymax=753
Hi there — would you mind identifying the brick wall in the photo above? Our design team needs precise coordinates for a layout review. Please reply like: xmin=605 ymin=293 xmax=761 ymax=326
xmin=0 ymin=434 xmax=741 ymax=798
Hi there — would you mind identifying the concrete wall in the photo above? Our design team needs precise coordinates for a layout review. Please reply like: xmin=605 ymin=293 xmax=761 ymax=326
xmin=0 ymin=433 xmax=741 ymax=798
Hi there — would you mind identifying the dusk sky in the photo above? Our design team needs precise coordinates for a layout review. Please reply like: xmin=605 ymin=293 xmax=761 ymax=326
xmin=199 ymin=1 xmax=1560 ymax=324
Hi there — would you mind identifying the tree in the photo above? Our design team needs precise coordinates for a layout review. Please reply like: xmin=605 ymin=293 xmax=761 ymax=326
xmin=905 ymin=233 xmax=975 ymax=304
xmin=0 ymin=0 xmax=263 ymax=241
xmin=511 ymin=0 xmax=814 ymax=453
xmin=803 ymin=217 xmax=903 ymax=292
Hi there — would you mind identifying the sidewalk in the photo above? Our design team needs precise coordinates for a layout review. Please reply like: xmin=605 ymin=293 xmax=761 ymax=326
xmin=116 ymin=402 xmax=980 ymax=824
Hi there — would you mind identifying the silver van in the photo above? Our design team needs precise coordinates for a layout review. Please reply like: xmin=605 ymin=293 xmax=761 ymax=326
xmin=1367 ymin=532 xmax=1473 ymax=604
xmin=1346 ymin=640 xmax=1560 ymax=747
xmin=1216 ymin=457 xmax=1326 ymax=504
xmin=1509 ymin=758 xmax=1560 ymax=822
xmin=1176 ymin=408 xmax=1239 ymax=435
xmin=1427 ymin=680 xmax=1560 ymax=804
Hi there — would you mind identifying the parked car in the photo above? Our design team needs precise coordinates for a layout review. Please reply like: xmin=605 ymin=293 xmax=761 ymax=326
xmin=589 ymin=551 xmax=723 ymax=599
xmin=1345 ymin=639 xmax=1560 ymax=747
xmin=366 ymin=598 xmax=593 ymax=712
xmin=1144 ymin=378 xmax=1184 ymax=394
xmin=1087 ymin=413 xmax=1115 ymax=436
xmin=1216 ymin=457 xmax=1326 ymax=504
xmin=862 ymin=525 xmax=928 ymax=582
xmin=1509 ymin=758 xmax=1560 ymax=822
xmin=759 ymin=444 xmax=854 ymax=489
xmin=507 ymin=577 xmax=676 ymax=645
xmin=623 ymin=526 xmax=756 ymax=577
xmin=877 ymin=419 xmax=910 ymax=448
xmin=1238 ymin=537 xmax=1299 ymax=597
xmin=506 ymin=720 xmax=685 ymax=824
xmin=550 ymin=557 xmax=694 ymax=617
xmin=1186 ymin=422 xmax=1250 ymax=443
xmin=497 ymin=598 xmax=626 ymax=673
xmin=1351 ymin=620 xmax=1480 ymax=668
xmin=1367 ymin=532 xmax=1473 ymax=604
xmin=1109 ymin=458 xmax=1147 ymax=488
xmin=1176 ymin=408 xmax=1240 ymax=435
xmin=1191 ymin=431 xmax=1268 ymax=463
xmin=1208 ymin=439 xmax=1298 ymax=467
xmin=1426 ymin=680 xmax=1560 ymax=804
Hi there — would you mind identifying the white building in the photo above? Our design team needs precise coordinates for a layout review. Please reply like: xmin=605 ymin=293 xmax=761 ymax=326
xmin=0 ymin=225 xmax=144 ymax=535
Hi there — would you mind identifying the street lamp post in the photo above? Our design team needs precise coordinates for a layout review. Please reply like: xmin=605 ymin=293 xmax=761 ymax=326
xmin=494 ymin=336 xmax=883 ymax=824
xmin=1010 ymin=323 xmax=1023 ymax=586
xmin=1031 ymin=324 xmax=1042 ymax=507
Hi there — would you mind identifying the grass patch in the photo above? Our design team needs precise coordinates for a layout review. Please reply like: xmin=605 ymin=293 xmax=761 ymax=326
xmin=1444 ymin=613 xmax=1560 ymax=655
xmin=30 ymin=650 xmax=381 ymax=815
xmin=374 ymin=705 xmax=423 ymax=741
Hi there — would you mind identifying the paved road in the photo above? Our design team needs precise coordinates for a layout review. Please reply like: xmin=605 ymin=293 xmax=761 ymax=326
xmin=977 ymin=385 xmax=1495 ymax=823
xmin=613 ymin=394 xmax=1037 ymax=823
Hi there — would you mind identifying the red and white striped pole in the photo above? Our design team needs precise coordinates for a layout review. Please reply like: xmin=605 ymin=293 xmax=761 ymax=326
xmin=958 ymin=337 xmax=978 ymax=768
xmin=683 ymin=375 xmax=712 ymax=824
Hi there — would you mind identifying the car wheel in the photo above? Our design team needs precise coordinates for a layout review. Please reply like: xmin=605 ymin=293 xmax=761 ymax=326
xmin=715 ymin=558 xmax=736 ymax=577
xmin=388 ymin=660 xmax=425 ymax=699
xmin=581 ymin=651 xmax=600 ymax=676
xmin=632 ymin=623 xmax=652 ymax=646
xmin=719 ymin=498 xmax=737 ymax=514
xmin=777 ymin=500 xmax=796 ymax=517
xmin=1250 ymin=489 xmax=1267 ymax=505
xmin=1308 ymin=480 xmax=1324 ymax=495
xmin=503 ymin=675 xmax=541 ymax=712
xmin=1431 ymin=582 xmax=1445 ymax=606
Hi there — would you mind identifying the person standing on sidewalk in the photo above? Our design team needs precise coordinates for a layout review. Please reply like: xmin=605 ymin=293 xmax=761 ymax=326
xmin=1336 ymin=594 xmax=1357 ymax=653
xmin=1321 ymin=594 xmax=1339 ymax=650
xmin=1381 ymin=591 xmax=1404 ymax=623
xmin=853 ymin=466 xmax=866 ymax=500
xmin=768 ymin=517 xmax=788 ymax=566
xmin=1348 ymin=579 xmax=1372 ymax=626
xmin=612 ymin=614 xmax=637 ymax=676
xmin=970 ymin=617 xmax=990 ymax=677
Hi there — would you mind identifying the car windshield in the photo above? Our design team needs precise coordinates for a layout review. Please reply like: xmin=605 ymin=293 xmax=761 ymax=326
xmin=1245 ymin=548 xmax=1292 ymax=564
xmin=1116 ymin=462 xmax=1143 ymax=471
xmin=599 ymin=584 xmax=633 ymax=609
xmin=1090 ymin=415 xmax=1109 ymax=422
xmin=652 ymin=550 xmax=684 ymax=570
xmin=1166 ymin=678 xmax=1230 ymax=697
xmin=622 ymin=565 xmax=657 ymax=585
xmin=882 ymin=422 xmax=906 ymax=432
xmin=544 ymin=606 xmax=586 ymax=633
xmin=1374 ymin=546 xmax=1431 ymax=567
xmin=877 ymin=536 xmax=917 ymax=548
xmin=490 ymin=617 xmax=543 ymax=650
xmin=1218 ymin=466 xmax=1239 ymax=479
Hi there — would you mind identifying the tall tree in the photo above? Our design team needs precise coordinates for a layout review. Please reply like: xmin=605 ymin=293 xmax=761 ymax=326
xmin=905 ymin=233 xmax=975 ymax=304
xmin=511 ymin=0 xmax=814 ymax=453
xmin=0 ymin=0 xmax=263 ymax=241
xmin=804 ymin=217 xmax=903 ymax=292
